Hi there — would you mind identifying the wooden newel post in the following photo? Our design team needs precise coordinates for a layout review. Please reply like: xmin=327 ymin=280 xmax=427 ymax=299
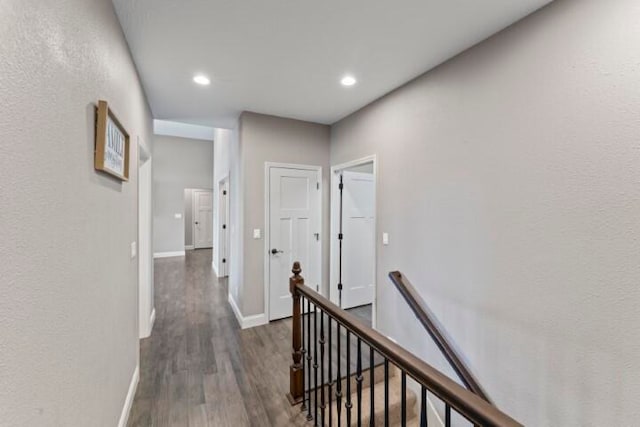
xmin=287 ymin=261 xmax=305 ymax=405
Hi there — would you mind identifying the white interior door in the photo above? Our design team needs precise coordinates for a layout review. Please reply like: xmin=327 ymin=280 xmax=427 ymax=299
xmin=341 ymin=170 xmax=375 ymax=308
xmin=218 ymin=179 xmax=229 ymax=277
xmin=193 ymin=190 xmax=213 ymax=249
xmin=268 ymin=166 xmax=321 ymax=321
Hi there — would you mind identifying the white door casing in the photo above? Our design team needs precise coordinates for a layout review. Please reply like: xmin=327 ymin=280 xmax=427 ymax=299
xmin=340 ymin=170 xmax=375 ymax=308
xmin=193 ymin=190 xmax=213 ymax=249
xmin=218 ymin=178 xmax=230 ymax=277
xmin=267 ymin=165 xmax=321 ymax=321
xmin=138 ymin=140 xmax=154 ymax=338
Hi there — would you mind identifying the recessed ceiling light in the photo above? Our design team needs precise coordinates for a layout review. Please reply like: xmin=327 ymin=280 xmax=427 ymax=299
xmin=193 ymin=74 xmax=211 ymax=86
xmin=341 ymin=75 xmax=357 ymax=87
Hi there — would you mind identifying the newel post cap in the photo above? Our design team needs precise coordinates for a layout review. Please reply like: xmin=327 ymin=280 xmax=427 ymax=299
xmin=292 ymin=261 xmax=302 ymax=276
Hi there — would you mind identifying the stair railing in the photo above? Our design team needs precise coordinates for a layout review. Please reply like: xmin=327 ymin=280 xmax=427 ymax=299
xmin=287 ymin=261 xmax=522 ymax=427
xmin=389 ymin=271 xmax=490 ymax=403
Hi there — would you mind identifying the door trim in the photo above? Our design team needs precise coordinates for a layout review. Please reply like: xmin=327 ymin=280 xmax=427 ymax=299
xmin=137 ymin=137 xmax=154 ymax=339
xmin=264 ymin=162 xmax=323 ymax=321
xmin=330 ymin=155 xmax=377 ymax=328
xmin=216 ymin=176 xmax=230 ymax=277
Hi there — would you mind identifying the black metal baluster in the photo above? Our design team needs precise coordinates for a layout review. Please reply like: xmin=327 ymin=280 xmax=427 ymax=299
xmin=307 ymin=299 xmax=313 ymax=421
xmin=401 ymin=372 xmax=407 ymax=426
xmin=314 ymin=305 xmax=319 ymax=425
xmin=320 ymin=311 xmax=326 ymax=427
xmin=301 ymin=296 xmax=307 ymax=413
xmin=445 ymin=404 xmax=451 ymax=427
xmin=346 ymin=331 xmax=352 ymax=426
xmin=369 ymin=346 xmax=375 ymax=427
xmin=420 ymin=386 xmax=427 ymax=427
xmin=384 ymin=359 xmax=389 ymax=427
xmin=328 ymin=317 xmax=333 ymax=427
xmin=356 ymin=338 xmax=363 ymax=427
xmin=336 ymin=323 xmax=342 ymax=426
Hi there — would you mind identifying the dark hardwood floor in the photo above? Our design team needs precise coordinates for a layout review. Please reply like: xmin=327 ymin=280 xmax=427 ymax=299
xmin=127 ymin=249 xmax=374 ymax=427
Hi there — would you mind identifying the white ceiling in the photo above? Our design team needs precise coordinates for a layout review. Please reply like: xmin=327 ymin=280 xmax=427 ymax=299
xmin=113 ymin=0 xmax=552 ymax=128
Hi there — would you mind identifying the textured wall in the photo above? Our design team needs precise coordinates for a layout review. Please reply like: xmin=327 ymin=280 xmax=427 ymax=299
xmin=152 ymin=135 xmax=213 ymax=253
xmin=238 ymin=112 xmax=330 ymax=316
xmin=229 ymin=126 xmax=244 ymax=305
xmin=331 ymin=0 xmax=640 ymax=425
xmin=184 ymin=189 xmax=194 ymax=247
xmin=0 ymin=0 xmax=153 ymax=425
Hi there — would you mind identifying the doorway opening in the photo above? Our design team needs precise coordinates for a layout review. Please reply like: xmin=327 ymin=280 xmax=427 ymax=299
xmin=184 ymin=188 xmax=213 ymax=250
xmin=330 ymin=155 xmax=377 ymax=325
xmin=265 ymin=163 xmax=322 ymax=321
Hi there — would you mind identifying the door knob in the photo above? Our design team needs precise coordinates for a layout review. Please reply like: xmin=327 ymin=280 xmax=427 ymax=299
xmin=195 ymin=221 xmax=199 ymax=224
xmin=271 ymin=248 xmax=284 ymax=255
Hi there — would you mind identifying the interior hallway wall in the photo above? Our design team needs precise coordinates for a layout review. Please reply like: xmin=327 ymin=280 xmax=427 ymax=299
xmin=330 ymin=0 xmax=640 ymax=425
xmin=0 ymin=0 xmax=153 ymax=425
xmin=153 ymin=135 xmax=213 ymax=254
xmin=344 ymin=162 xmax=374 ymax=174
xmin=236 ymin=112 xmax=330 ymax=317
xmin=184 ymin=189 xmax=194 ymax=247
xmin=229 ymin=126 xmax=244 ymax=306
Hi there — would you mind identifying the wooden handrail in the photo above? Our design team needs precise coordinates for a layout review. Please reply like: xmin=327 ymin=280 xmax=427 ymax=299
xmin=288 ymin=262 xmax=522 ymax=427
xmin=389 ymin=271 xmax=491 ymax=402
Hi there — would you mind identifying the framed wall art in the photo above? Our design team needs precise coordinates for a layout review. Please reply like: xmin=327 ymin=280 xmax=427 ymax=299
xmin=95 ymin=100 xmax=130 ymax=181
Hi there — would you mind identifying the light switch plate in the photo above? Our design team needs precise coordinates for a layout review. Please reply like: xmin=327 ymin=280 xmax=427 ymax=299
xmin=382 ymin=232 xmax=389 ymax=245
xmin=130 ymin=241 xmax=137 ymax=259
xmin=253 ymin=229 xmax=261 ymax=239
xmin=174 ymin=213 xmax=182 ymax=219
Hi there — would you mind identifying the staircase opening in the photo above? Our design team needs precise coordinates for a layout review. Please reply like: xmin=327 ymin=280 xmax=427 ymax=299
xmin=287 ymin=262 xmax=522 ymax=426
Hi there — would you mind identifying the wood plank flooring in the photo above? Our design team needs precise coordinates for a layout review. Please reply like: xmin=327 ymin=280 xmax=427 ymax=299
xmin=127 ymin=249 xmax=375 ymax=427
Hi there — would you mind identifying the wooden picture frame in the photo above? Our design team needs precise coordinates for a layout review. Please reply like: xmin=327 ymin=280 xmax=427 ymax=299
xmin=95 ymin=100 xmax=130 ymax=181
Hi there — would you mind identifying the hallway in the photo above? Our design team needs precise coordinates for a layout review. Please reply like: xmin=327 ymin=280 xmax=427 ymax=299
xmin=128 ymin=250 xmax=373 ymax=426
xmin=127 ymin=249 xmax=303 ymax=426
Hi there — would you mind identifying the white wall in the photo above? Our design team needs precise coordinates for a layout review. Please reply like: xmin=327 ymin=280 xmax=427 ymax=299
xmin=344 ymin=162 xmax=374 ymax=174
xmin=235 ymin=112 xmax=331 ymax=317
xmin=330 ymin=0 xmax=640 ymax=425
xmin=154 ymin=119 xmax=215 ymax=141
xmin=0 ymin=0 xmax=153 ymax=425
xmin=213 ymin=128 xmax=233 ymax=274
xmin=229 ymin=126 xmax=244 ymax=306
xmin=153 ymin=135 xmax=213 ymax=254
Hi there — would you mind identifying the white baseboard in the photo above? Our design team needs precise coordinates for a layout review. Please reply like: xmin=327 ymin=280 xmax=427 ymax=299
xmin=228 ymin=293 xmax=268 ymax=329
xmin=117 ymin=365 xmax=139 ymax=427
xmin=185 ymin=245 xmax=195 ymax=250
xmin=153 ymin=251 xmax=185 ymax=259
xmin=148 ymin=308 xmax=156 ymax=335
xmin=212 ymin=261 xmax=219 ymax=276
xmin=139 ymin=307 xmax=156 ymax=339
